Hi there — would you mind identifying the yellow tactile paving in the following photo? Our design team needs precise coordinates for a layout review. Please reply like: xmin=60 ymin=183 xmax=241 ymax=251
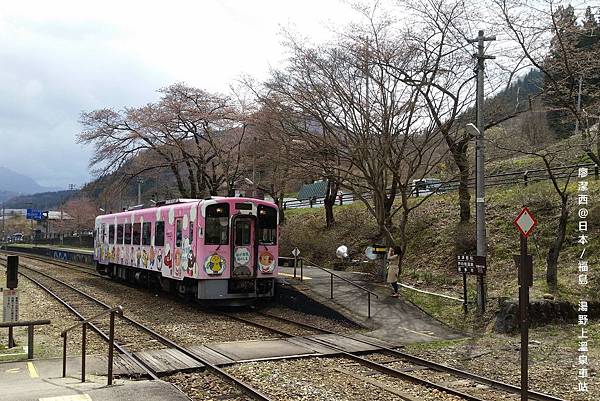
xmin=27 ymin=361 xmax=39 ymax=378
xmin=39 ymin=394 xmax=92 ymax=401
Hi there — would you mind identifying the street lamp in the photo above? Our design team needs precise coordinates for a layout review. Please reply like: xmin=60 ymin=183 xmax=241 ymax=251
xmin=243 ymin=177 xmax=269 ymax=199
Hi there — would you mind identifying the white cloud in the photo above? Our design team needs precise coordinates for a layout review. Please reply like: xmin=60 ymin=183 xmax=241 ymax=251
xmin=0 ymin=0 xmax=359 ymax=188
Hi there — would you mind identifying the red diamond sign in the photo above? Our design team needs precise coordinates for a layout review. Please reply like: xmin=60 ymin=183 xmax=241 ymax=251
xmin=513 ymin=207 xmax=537 ymax=237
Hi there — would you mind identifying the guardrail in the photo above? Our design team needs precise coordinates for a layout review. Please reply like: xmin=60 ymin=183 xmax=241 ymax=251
xmin=61 ymin=305 xmax=123 ymax=385
xmin=0 ymin=320 xmax=51 ymax=358
xmin=282 ymin=162 xmax=598 ymax=210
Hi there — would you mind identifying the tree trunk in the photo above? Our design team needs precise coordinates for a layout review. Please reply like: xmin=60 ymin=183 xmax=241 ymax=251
xmin=185 ymin=161 xmax=198 ymax=198
xmin=170 ymin=164 xmax=188 ymax=197
xmin=324 ymin=195 xmax=335 ymax=227
xmin=546 ymin=200 xmax=569 ymax=290
xmin=277 ymin=193 xmax=285 ymax=224
xmin=453 ymin=146 xmax=471 ymax=222
xmin=323 ymin=180 xmax=336 ymax=228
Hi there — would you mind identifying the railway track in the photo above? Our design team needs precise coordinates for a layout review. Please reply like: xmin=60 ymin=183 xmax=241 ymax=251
xmin=2 ymin=252 xmax=567 ymax=401
xmin=223 ymin=310 xmax=566 ymax=401
xmin=0 ymin=257 xmax=274 ymax=401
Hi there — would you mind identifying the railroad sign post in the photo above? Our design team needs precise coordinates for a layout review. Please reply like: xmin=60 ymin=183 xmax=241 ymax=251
xmin=513 ymin=207 xmax=537 ymax=401
xmin=292 ymin=248 xmax=300 ymax=278
xmin=4 ymin=255 xmax=18 ymax=347
xmin=456 ymin=255 xmax=487 ymax=314
xmin=3 ymin=289 xmax=19 ymax=348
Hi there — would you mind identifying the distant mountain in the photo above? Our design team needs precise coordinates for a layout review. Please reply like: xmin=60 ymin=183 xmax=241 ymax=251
xmin=3 ymin=190 xmax=78 ymax=210
xmin=0 ymin=166 xmax=58 ymax=196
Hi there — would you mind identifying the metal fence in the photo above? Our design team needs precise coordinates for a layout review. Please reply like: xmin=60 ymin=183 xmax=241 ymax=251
xmin=282 ymin=162 xmax=598 ymax=210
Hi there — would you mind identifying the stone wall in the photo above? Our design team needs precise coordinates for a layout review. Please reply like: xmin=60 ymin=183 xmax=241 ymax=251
xmin=494 ymin=297 xmax=597 ymax=333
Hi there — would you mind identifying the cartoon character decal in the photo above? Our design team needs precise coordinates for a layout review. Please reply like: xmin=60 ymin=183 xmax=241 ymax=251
xmin=135 ymin=247 xmax=141 ymax=268
xmin=258 ymin=251 xmax=275 ymax=274
xmin=204 ymin=253 xmax=226 ymax=275
xmin=164 ymin=249 xmax=173 ymax=270
xmin=187 ymin=250 xmax=197 ymax=276
xmin=142 ymin=249 xmax=148 ymax=268
xmin=157 ymin=248 xmax=163 ymax=270
xmin=149 ymin=246 xmax=155 ymax=269
xmin=174 ymin=248 xmax=182 ymax=277
xmin=180 ymin=238 xmax=195 ymax=277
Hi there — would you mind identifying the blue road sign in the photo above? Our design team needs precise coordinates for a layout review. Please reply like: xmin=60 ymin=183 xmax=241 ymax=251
xmin=26 ymin=209 xmax=44 ymax=220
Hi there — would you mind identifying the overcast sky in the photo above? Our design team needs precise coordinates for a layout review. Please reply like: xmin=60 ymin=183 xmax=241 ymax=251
xmin=0 ymin=0 xmax=359 ymax=188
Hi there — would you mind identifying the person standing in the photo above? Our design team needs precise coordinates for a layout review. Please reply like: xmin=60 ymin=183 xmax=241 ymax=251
xmin=387 ymin=246 xmax=401 ymax=297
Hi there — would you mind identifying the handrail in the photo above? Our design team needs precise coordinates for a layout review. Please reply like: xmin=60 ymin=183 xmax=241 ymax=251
xmin=301 ymin=258 xmax=378 ymax=319
xmin=61 ymin=305 xmax=123 ymax=385
xmin=303 ymin=258 xmax=378 ymax=296
xmin=61 ymin=305 xmax=122 ymax=336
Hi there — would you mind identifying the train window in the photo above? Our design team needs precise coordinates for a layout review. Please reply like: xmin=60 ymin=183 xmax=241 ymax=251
xmin=109 ymin=224 xmax=115 ymax=244
xmin=205 ymin=203 xmax=229 ymax=245
xmin=142 ymin=222 xmax=151 ymax=246
xmin=155 ymin=221 xmax=165 ymax=246
xmin=132 ymin=223 xmax=141 ymax=245
xmin=189 ymin=221 xmax=194 ymax=244
xmin=104 ymin=224 xmax=108 ymax=243
xmin=117 ymin=224 xmax=124 ymax=244
xmin=124 ymin=223 xmax=132 ymax=244
xmin=176 ymin=219 xmax=182 ymax=247
xmin=235 ymin=220 xmax=251 ymax=246
xmin=257 ymin=205 xmax=277 ymax=245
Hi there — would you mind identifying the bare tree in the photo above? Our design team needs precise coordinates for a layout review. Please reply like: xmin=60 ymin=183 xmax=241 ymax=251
xmin=492 ymin=119 xmax=578 ymax=290
xmin=78 ymin=83 xmax=248 ymax=199
xmin=265 ymin=17 xmax=448 ymax=273
xmin=54 ymin=197 xmax=98 ymax=243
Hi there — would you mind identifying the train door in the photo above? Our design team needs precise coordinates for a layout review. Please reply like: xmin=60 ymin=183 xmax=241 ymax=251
xmin=173 ymin=217 xmax=184 ymax=279
xmin=231 ymin=216 xmax=255 ymax=278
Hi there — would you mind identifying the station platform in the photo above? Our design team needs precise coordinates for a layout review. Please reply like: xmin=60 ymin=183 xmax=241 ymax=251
xmin=0 ymin=357 xmax=190 ymax=401
xmin=279 ymin=265 xmax=465 ymax=344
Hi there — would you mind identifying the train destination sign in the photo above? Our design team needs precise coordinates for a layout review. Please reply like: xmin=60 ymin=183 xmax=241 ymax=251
xmin=457 ymin=255 xmax=487 ymax=275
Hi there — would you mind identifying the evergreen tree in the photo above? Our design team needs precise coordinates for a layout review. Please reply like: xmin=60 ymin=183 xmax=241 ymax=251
xmin=543 ymin=5 xmax=600 ymax=138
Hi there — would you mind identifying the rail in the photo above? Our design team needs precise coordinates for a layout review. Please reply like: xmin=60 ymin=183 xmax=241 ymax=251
xmin=300 ymin=258 xmax=379 ymax=318
xmin=0 ymin=320 xmax=50 ymax=358
xmin=282 ymin=162 xmax=598 ymax=209
xmin=61 ymin=305 xmax=123 ymax=385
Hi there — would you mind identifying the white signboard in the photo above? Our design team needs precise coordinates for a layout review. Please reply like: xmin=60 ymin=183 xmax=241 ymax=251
xmin=2 ymin=289 xmax=19 ymax=322
xmin=234 ymin=247 xmax=251 ymax=265
xmin=292 ymin=247 xmax=301 ymax=257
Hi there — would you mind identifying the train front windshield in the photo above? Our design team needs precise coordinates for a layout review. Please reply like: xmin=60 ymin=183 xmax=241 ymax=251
xmin=257 ymin=205 xmax=277 ymax=245
xmin=205 ymin=204 xmax=230 ymax=245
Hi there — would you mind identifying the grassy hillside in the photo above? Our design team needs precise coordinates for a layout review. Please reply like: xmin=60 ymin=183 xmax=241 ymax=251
xmin=280 ymin=179 xmax=600 ymax=305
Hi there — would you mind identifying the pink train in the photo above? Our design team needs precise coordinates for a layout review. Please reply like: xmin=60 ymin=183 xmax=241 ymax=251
xmin=94 ymin=197 xmax=279 ymax=301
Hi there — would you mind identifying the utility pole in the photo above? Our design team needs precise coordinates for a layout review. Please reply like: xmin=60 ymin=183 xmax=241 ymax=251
xmin=468 ymin=30 xmax=495 ymax=314
xmin=252 ymin=137 xmax=257 ymax=198
xmin=1 ymin=202 xmax=5 ymax=243
xmin=137 ymin=178 xmax=144 ymax=205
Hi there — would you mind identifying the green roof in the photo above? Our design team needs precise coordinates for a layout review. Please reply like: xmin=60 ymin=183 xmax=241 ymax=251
xmin=297 ymin=180 xmax=328 ymax=200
